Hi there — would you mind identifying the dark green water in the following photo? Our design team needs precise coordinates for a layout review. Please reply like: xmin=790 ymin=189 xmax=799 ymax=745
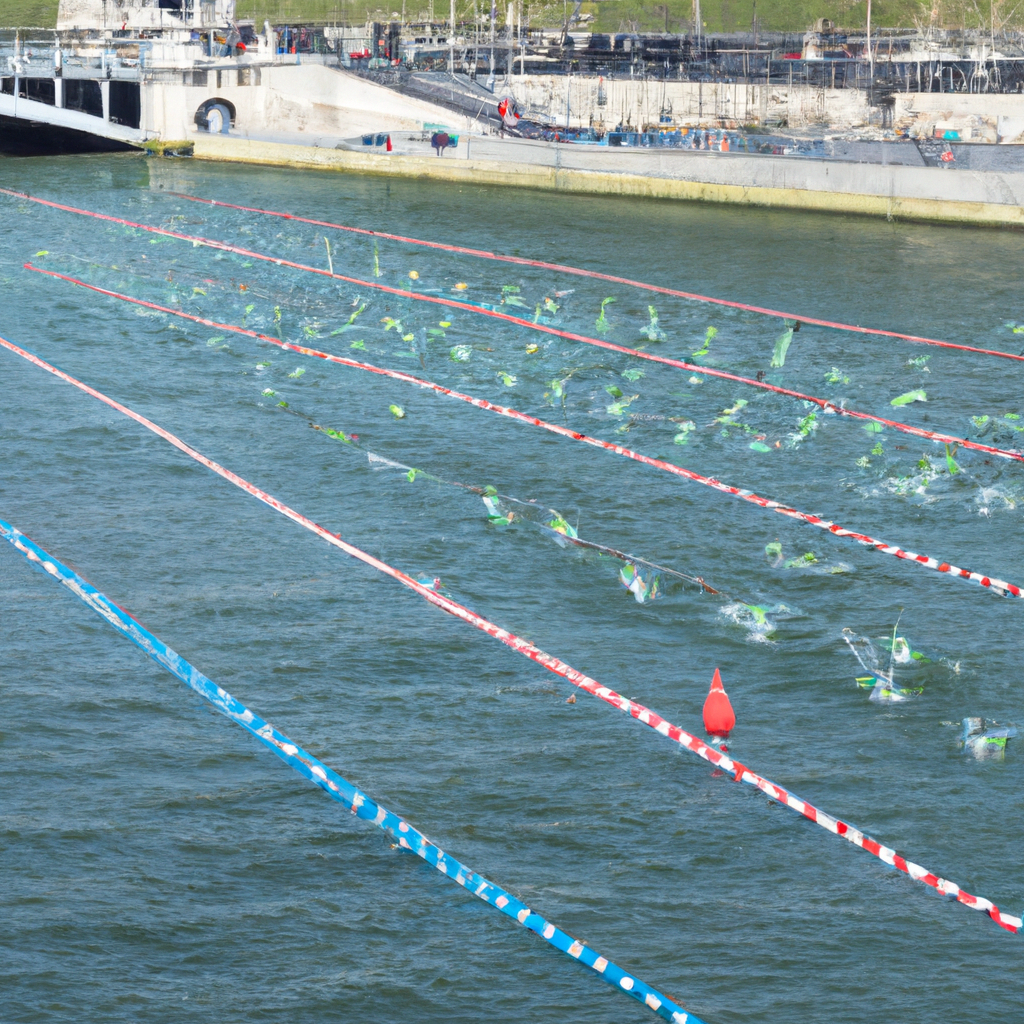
xmin=2 ymin=153 xmax=1022 ymax=1023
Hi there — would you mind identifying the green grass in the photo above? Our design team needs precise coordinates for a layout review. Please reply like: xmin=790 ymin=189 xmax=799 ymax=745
xmin=234 ymin=0 xmax=937 ymax=30
xmin=581 ymin=0 xmax=1022 ymax=34
xmin=0 ymin=0 xmax=59 ymax=27
xmin=583 ymin=0 xmax=884 ymax=34
xmin=1 ymin=0 xmax=1016 ymax=35
xmin=235 ymin=0 xmax=570 ymax=26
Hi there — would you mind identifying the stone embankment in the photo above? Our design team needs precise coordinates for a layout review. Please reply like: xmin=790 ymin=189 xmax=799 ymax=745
xmin=508 ymin=73 xmax=1024 ymax=142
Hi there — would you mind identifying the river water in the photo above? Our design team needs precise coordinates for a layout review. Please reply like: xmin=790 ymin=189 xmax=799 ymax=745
xmin=1 ymin=153 xmax=1022 ymax=1023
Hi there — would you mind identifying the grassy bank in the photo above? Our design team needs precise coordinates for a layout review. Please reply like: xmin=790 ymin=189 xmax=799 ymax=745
xmin=1 ymin=0 xmax=1018 ymax=35
xmin=0 ymin=0 xmax=59 ymax=27
xmin=583 ymin=0 xmax=922 ymax=34
xmin=233 ymin=0 xmax=1015 ymax=33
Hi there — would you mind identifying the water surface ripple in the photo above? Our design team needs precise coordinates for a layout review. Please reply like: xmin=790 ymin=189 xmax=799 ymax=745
xmin=2 ymin=155 xmax=1023 ymax=1024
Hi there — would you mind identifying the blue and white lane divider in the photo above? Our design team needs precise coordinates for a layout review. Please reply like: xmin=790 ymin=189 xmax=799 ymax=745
xmin=0 ymin=519 xmax=704 ymax=1024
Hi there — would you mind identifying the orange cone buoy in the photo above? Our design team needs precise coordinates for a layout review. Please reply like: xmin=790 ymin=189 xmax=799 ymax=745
xmin=703 ymin=668 xmax=736 ymax=737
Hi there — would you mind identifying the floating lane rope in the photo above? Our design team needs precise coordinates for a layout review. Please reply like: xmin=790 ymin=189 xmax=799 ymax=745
xmin=0 ymin=519 xmax=700 ymax=1023
xmin=1 ymin=335 xmax=1020 ymax=934
xmin=5 ymin=189 xmax=1020 ymax=463
xmin=19 ymin=274 xmax=1024 ymax=601
xmin=289 ymin=406 xmax=721 ymax=596
xmin=168 ymin=190 xmax=1024 ymax=365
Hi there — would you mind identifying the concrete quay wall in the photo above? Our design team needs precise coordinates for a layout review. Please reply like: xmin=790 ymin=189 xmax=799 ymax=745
xmin=511 ymin=75 xmax=867 ymax=131
xmin=509 ymin=74 xmax=1024 ymax=140
xmin=190 ymin=131 xmax=1024 ymax=228
xmin=143 ymin=64 xmax=475 ymax=142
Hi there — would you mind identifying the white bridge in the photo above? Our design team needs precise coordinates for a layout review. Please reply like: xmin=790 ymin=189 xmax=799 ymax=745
xmin=0 ymin=0 xmax=475 ymax=156
xmin=1 ymin=57 xmax=150 ymax=152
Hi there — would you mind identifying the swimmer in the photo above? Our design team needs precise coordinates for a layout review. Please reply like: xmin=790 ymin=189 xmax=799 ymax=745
xmin=619 ymin=563 xmax=661 ymax=604
xmin=960 ymin=717 xmax=1017 ymax=759
xmin=482 ymin=495 xmax=515 ymax=526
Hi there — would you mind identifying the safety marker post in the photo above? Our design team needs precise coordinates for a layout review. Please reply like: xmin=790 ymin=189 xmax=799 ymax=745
xmin=1 ymin=335 xmax=1019 ymax=934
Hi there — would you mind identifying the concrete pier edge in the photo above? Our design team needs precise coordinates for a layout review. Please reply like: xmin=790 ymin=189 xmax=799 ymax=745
xmin=190 ymin=134 xmax=1024 ymax=229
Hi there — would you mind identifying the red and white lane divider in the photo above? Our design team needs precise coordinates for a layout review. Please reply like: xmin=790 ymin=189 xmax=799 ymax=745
xmin=1 ymin=330 xmax=1019 ymax=935
xmin=6 ymin=187 xmax=1021 ymax=463
xmin=25 ymin=267 xmax=1024 ymax=601
xmin=168 ymin=189 xmax=1024 ymax=364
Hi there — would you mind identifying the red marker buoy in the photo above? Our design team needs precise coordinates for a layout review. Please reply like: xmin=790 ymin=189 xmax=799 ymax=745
xmin=703 ymin=668 xmax=736 ymax=738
